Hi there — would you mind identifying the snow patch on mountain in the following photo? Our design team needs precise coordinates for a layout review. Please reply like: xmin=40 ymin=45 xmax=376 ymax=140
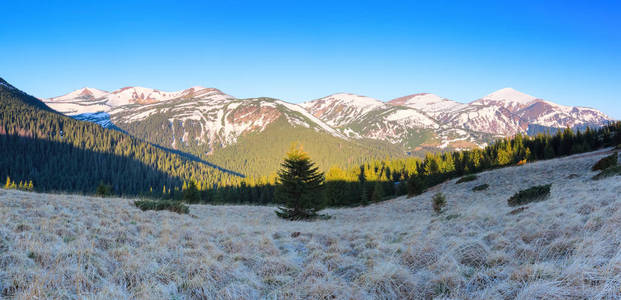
xmin=275 ymin=100 xmax=345 ymax=138
xmin=383 ymin=108 xmax=439 ymax=129
xmin=72 ymin=112 xmax=114 ymax=128
xmin=389 ymin=93 xmax=466 ymax=118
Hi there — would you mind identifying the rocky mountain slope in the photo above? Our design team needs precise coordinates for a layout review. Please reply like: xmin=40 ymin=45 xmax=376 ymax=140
xmin=303 ymin=93 xmax=490 ymax=150
xmin=437 ymin=88 xmax=611 ymax=136
xmin=2 ymin=149 xmax=620 ymax=298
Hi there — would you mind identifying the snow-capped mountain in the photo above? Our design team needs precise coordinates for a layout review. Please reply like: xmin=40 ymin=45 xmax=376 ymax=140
xmin=50 ymin=87 xmax=109 ymax=101
xmin=44 ymin=86 xmax=231 ymax=115
xmin=515 ymin=100 xmax=610 ymax=130
xmin=438 ymin=88 xmax=613 ymax=135
xmin=302 ymin=93 xmax=487 ymax=149
xmin=471 ymin=87 xmax=538 ymax=111
xmin=301 ymin=93 xmax=387 ymax=128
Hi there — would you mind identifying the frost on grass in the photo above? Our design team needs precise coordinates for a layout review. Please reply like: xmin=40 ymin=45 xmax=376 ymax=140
xmin=1 ymin=150 xmax=621 ymax=299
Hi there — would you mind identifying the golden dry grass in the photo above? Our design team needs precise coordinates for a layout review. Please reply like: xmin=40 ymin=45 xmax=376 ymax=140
xmin=1 ymin=149 xmax=620 ymax=299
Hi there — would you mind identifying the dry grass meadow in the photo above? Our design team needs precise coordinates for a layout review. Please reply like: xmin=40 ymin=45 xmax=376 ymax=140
xmin=1 ymin=149 xmax=621 ymax=299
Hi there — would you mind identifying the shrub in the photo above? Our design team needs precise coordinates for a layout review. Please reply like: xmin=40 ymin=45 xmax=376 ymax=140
xmin=591 ymin=153 xmax=618 ymax=171
xmin=134 ymin=200 xmax=189 ymax=214
xmin=432 ymin=193 xmax=446 ymax=213
xmin=507 ymin=184 xmax=551 ymax=207
xmin=456 ymin=175 xmax=477 ymax=184
xmin=516 ymin=159 xmax=527 ymax=166
xmin=592 ymin=165 xmax=621 ymax=180
xmin=95 ymin=182 xmax=112 ymax=197
xmin=472 ymin=184 xmax=489 ymax=192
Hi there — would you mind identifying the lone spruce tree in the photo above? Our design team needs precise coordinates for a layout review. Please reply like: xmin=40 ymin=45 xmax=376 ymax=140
xmin=275 ymin=145 xmax=326 ymax=220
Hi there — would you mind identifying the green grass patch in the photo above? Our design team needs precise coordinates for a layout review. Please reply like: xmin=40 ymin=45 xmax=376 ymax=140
xmin=507 ymin=184 xmax=552 ymax=207
xmin=592 ymin=153 xmax=618 ymax=171
xmin=592 ymin=165 xmax=621 ymax=180
xmin=456 ymin=174 xmax=477 ymax=184
xmin=472 ymin=184 xmax=489 ymax=192
xmin=134 ymin=200 xmax=189 ymax=214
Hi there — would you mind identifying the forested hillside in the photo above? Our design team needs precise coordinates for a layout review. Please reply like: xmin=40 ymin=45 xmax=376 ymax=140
xmin=207 ymin=118 xmax=404 ymax=177
xmin=0 ymin=78 xmax=241 ymax=196
xmin=195 ymin=122 xmax=621 ymax=206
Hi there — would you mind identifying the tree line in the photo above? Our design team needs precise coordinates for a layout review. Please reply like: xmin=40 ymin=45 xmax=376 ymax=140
xmin=174 ymin=122 xmax=621 ymax=206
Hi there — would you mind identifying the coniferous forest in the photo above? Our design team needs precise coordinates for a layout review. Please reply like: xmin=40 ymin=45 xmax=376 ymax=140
xmin=207 ymin=122 xmax=621 ymax=207
xmin=1 ymin=78 xmax=620 ymax=206
xmin=0 ymin=79 xmax=244 ymax=196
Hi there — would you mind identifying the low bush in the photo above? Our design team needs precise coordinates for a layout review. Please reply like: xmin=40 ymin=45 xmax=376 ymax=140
xmin=134 ymin=200 xmax=189 ymax=214
xmin=472 ymin=184 xmax=489 ymax=192
xmin=507 ymin=184 xmax=551 ymax=207
xmin=456 ymin=175 xmax=477 ymax=184
xmin=591 ymin=153 xmax=618 ymax=171
xmin=592 ymin=165 xmax=621 ymax=180
xmin=516 ymin=159 xmax=527 ymax=166
xmin=432 ymin=193 xmax=446 ymax=213
xmin=95 ymin=182 xmax=112 ymax=197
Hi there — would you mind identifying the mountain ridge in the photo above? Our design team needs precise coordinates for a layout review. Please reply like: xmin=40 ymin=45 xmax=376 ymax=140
xmin=42 ymin=83 xmax=614 ymax=160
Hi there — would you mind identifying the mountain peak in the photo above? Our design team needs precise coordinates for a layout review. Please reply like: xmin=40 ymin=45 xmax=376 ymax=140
xmin=78 ymin=87 xmax=104 ymax=96
xmin=185 ymin=86 xmax=207 ymax=92
xmin=321 ymin=93 xmax=385 ymax=107
xmin=50 ymin=87 xmax=108 ymax=101
xmin=388 ymin=93 xmax=466 ymax=118
xmin=482 ymin=87 xmax=537 ymax=104
xmin=389 ymin=93 xmax=440 ymax=105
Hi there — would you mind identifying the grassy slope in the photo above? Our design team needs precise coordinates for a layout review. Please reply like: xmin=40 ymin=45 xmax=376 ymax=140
xmin=1 ymin=149 xmax=620 ymax=298
xmin=207 ymin=117 xmax=405 ymax=177
xmin=113 ymin=99 xmax=407 ymax=177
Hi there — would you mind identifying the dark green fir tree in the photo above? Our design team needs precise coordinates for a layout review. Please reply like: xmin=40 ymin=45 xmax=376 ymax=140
xmin=275 ymin=145 xmax=326 ymax=220
xmin=371 ymin=181 xmax=384 ymax=203
xmin=183 ymin=180 xmax=201 ymax=203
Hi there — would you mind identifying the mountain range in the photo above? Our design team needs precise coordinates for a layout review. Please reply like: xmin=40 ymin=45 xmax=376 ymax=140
xmin=0 ymin=76 xmax=616 ymax=184
xmin=44 ymin=85 xmax=612 ymax=156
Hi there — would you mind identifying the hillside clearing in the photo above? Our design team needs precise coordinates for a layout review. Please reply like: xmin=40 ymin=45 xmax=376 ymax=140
xmin=1 ymin=149 xmax=621 ymax=299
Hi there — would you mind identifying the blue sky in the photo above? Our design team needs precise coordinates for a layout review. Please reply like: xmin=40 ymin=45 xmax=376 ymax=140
xmin=1 ymin=0 xmax=620 ymax=118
